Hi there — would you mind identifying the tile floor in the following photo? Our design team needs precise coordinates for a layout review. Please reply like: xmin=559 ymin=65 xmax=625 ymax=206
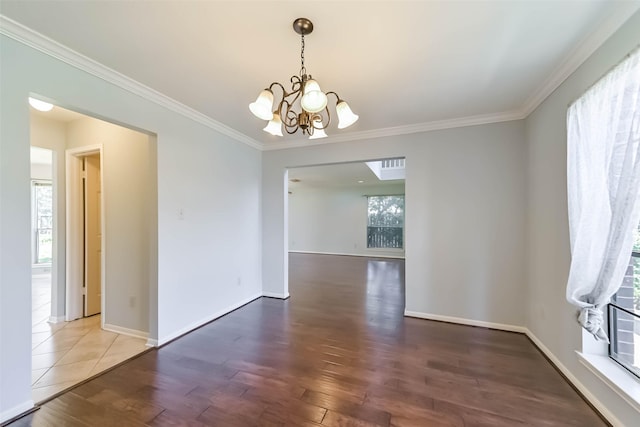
xmin=31 ymin=274 xmax=148 ymax=403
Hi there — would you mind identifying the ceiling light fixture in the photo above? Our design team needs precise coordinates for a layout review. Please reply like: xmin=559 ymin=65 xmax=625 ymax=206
xmin=249 ymin=18 xmax=359 ymax=139
xmin=28 ymin=97 xmax=53 ymax=112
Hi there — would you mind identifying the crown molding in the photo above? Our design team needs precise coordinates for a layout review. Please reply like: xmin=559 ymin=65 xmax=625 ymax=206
xmin=520 ymin=2 xmax=640 ymax=117
xmin=0 ymin=15 xmax=263 ymax=150
xmin=261 ymin=109 xmax=526 ymax=151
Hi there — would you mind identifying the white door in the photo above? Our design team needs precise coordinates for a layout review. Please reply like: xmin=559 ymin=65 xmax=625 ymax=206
xmin=84 ymin=153 xmax=101 ymax=316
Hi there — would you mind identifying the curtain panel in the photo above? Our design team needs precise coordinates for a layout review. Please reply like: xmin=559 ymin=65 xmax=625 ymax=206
xmin=566 ymin=47 xmax=640 ymax=341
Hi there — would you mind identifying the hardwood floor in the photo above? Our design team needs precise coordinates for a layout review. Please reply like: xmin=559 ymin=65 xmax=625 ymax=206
xmin=11 ymin=253 xmax=606 ymax=426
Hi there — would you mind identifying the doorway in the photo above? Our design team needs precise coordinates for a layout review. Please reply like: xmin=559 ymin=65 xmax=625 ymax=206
xmin=66 ymin=147 xmax=104 ymax=322
xmin=286 ymin=158 xmax=406 ymax=302
xmin=287 ymin=159 xmax=406 ymax=258
xmin=29 ymin=101 xmax=155 ymax=403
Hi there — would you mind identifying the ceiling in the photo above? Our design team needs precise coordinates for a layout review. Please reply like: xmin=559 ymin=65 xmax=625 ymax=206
xmin=30 ymin=104 xmax=86 ymax=123
xmin=2 ymin=1 xmax=638 ymax=148
xmin=289 ymin=161 xmax=404 ymax=189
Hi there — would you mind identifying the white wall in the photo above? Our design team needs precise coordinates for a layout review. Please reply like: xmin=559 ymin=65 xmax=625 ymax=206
xmin=30 ymin=163 xmax=52 ymax=181
xmin=289 ymin=183 xmax=405 ymax=258
xmin=66 ymin=117 xmax=152 ymax=333
xmin=525 ymin=11 xmax=640 ymax=426
xmin=0 ymin=34 xmax=262 ymax=422
xmin=263 ymin=121 xmax=527 ymax=326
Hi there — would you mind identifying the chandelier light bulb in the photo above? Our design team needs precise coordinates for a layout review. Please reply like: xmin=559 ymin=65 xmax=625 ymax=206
xmin=29 ymin=97 xmax=53 ymax=112
xmin=309 ymin=119 xmax=327 ymax=139
xmin=249 ymin=89 xmax=274 ymax=121
xmin=301 ymin=79 xmax=328 ymax=113
xmin=336 ymin=100 xmax=359 ymax=129
xmin=263 ymin=112 xmax=283 ymax=136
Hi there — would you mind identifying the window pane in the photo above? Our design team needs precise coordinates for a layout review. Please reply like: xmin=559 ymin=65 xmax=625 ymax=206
xmin=34 ymin=182 xmax=53 ymax=264
xmin=609 ymin=304 xmax=640 ymax=378
xmin=634 ymin=223 xmax=640 ymax=253
xmin=367 ymin=195 xmax=404 ymax=248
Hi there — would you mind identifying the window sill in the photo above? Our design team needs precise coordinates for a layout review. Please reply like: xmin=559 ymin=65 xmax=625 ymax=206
xmin=577 ymin=351 xmax=640 ymax=412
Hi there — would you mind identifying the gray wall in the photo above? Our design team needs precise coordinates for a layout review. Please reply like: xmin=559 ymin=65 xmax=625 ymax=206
xmin=525 ymin=11 xmax=640 ymax=426
xmin=263 ymin=120 xmax=527 ymax=326
xmin=0 ymin=34 xmax=263 ymax=421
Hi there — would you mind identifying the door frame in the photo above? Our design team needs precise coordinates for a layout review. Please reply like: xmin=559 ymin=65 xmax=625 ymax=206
xmin=65 ymin=145 xmax=105 ymax=326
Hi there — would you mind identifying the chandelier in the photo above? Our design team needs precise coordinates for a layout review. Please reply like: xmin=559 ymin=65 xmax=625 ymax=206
xmin=249 ymin=18 xmax=359 ymax=139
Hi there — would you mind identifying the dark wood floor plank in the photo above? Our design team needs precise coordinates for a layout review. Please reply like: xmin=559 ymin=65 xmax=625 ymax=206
xmin=301 ymin=389 xmax=391 ymax=426
xmin=13 ymin=253 xmax=607 ymax=426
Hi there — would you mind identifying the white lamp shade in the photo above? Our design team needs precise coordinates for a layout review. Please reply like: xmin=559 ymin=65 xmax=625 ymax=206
xmin=249 ymin=90 xmax=274 ymax=120
xmin=336 ymin=101 xmax=359 ymax=129
xmin=263 ymin=112 xmax=283 ymax=136
xmin=29 ymin=97 xmax=53 ymax=112
xmin=301 ymin=79 xmax=327 ymax=113
xmin=309 ymin=120 xmax=327 ymax=139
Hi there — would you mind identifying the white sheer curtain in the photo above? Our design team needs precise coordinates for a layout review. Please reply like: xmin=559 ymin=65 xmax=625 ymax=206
xmin=566 ymin=47 xmax=640 ymax=342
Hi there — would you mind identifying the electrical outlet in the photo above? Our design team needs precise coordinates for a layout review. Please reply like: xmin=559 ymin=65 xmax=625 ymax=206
xmin=236 ymin=276 xmax=242 ymax=287
xmin=129 ymin=296 xmax=136 ymax=308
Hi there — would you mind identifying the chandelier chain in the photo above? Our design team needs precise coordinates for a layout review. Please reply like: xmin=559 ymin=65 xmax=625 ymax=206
xmin=300 ymin=34 xmax=306 ymax=77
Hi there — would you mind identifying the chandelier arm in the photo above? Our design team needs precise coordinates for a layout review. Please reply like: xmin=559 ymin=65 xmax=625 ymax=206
xmin=268 ymin=82 xmax=288 ymax=96
xmin=290 ymin=75 xmax=303 ymax=95
xmin=281 ymin=100 xmax=300 ymax=134
xmin=310 ymin=110 xmax=330 ymax=130
xmin=270 ymin=79 xmax=303 ymax=100
xmin=325 ymin=91 xmax=343 ymax=103
xmin=283 ymin=87 xmax=302 ymax=114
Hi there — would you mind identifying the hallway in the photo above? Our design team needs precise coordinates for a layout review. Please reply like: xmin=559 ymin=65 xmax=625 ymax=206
xmin=16 ymin=254 xmax=604 ymax=426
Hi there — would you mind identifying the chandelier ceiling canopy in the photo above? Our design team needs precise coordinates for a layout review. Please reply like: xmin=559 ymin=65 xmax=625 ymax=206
xmin=249 ymin=18 xmax=359 ymax=139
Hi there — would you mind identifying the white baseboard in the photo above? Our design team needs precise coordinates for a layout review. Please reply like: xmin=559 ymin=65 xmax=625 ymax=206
xmin=48 ymin=315 xmax=65 ymax=323
xmin=289 ymin=250 xmax=405 ymax=259
xmin=103 ymin=323 xmax=149 ymax=340
xmin=404 ymin=310 xmax=527 ymax=333
xmin=146 ymin=338 xmax=158 ymax=348
xmin=0 ymin=400 xmax=34 ymax=424
xmin=525 ymin=329 xmax=623 ymax=427
xmin=262 ymin=291 xmax=290 ymax=299
xmin=158 ymin=292 xmax=262 ymax=346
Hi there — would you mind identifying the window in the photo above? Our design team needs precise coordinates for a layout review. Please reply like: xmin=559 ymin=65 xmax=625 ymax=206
xmin=609 ymin=224 xmax=640 ymax=378
xmin=367 ymin=195 xmax=404 ymax=249
xmin=32 ymin=181 xmax=53 ymax=264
